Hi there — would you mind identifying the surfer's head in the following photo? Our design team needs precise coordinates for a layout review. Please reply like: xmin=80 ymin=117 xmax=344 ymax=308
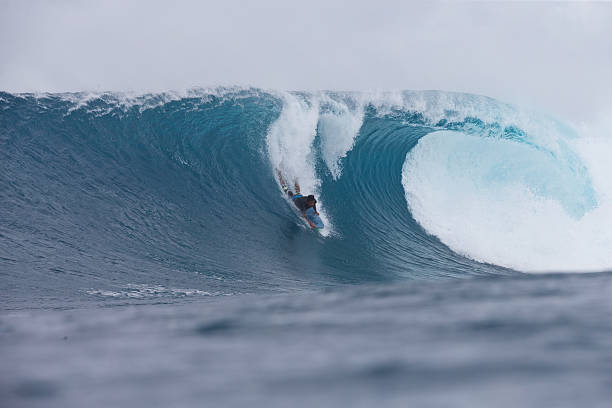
xmin=306 ymin=195 xmax=316 ymax=207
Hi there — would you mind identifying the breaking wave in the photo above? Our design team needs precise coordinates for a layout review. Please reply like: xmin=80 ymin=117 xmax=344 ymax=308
xmin=2 ymin=87 xmax=610 ymax=304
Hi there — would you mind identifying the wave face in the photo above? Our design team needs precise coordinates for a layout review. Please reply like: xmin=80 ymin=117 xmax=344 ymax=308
xmin=1 ymin=88 xmax=610 ymax=305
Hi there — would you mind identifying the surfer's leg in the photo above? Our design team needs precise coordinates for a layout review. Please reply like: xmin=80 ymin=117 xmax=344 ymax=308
xmin=277 ymin=169 xmax=292 ymax=196
xmin=294 ymin=180 xmax=301 ymax=194
xmin=276 ymin=169 xmax=287 ymax=187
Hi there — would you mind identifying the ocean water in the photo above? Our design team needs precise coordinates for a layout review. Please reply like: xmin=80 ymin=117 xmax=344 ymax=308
xmin=2 ymin=88 xmax=612 ymax=407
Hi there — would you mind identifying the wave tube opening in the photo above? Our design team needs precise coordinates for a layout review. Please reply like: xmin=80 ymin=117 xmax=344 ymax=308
xmin=402 ymin=129 xmax=612 ymax=272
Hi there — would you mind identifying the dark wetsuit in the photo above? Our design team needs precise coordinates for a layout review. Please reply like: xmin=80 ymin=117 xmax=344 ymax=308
xmin=289 ymin=193 xmax=309 ymax=211
xmin=286 ymin=189 xmax=323 ymax=228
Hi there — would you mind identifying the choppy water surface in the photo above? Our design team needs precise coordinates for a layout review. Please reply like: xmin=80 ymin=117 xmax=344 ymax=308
xmin=3 ymin=274 xmax=612 ymax=408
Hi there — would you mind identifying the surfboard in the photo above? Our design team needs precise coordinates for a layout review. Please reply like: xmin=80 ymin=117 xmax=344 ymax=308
xmin=304 ymin=207 xmax=324 ymax=229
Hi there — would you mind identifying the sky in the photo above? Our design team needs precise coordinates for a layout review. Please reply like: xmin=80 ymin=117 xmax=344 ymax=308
xmin=1 ymin=0 xmax=611 ymax=121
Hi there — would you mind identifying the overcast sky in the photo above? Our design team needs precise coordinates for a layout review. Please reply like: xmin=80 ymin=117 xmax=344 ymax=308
xmin=1 ymin=0 xmax=611 ymax=121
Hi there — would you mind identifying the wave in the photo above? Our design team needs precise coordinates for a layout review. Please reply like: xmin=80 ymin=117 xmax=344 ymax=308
xmin=1 ymin=87 xmax=610 ymax=303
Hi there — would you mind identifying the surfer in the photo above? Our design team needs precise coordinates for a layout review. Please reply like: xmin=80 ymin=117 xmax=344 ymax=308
xmin=276 ymin=169 xmax=322 ymax=229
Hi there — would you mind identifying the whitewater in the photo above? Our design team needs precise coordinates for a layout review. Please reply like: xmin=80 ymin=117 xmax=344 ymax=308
xmin=2 ymin=88 xmax=612 ymax=408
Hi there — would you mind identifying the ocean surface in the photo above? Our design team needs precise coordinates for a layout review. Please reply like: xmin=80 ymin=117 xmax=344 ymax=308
xmin=2 ymin=88 xmax=612 ymax=407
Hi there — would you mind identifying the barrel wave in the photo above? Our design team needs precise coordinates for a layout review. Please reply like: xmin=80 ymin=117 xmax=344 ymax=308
xmin=2 ymin=88 xmax=610 ymax=306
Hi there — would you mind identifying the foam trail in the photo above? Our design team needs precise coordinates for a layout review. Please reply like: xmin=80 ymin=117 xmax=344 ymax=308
xmin=267 ymin=92 xmax=319 ymax=189
xmin=265 ymin=92 xmax=365 ymax=234
xmin=317 ymin=94 xmax=364 ymax=179
xmin=266 ymin=92 xmax=334 ymax=233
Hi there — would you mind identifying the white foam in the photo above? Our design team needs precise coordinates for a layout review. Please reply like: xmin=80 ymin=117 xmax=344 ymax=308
xmin=267 ymin=92 xmax=320 ymax=194
xmin=266 ymin=92 xmax=332 ymax=234
xmin=13 ymin=86 xmax=267 ymax=116
xmin=402 ymin=130 xmax=612 ymax=273
xmin=86 ymin=284 xmax=223 ymax=298
xmin=266 ymin=92 xmax=365 ymax=235
xmin=317 ymin=94 xmax=364 ymax=179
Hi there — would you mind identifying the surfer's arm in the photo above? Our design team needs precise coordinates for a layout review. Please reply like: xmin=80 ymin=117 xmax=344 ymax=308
xmin=313 ymin=203 xmax=319 ymax=216
xmin=302 ymin=213 xmax=316 ymax=229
